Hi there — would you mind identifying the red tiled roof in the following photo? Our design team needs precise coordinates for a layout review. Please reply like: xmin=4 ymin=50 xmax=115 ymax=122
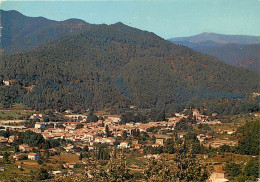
xmin=28 ymin=153 xmax=38 ymax=156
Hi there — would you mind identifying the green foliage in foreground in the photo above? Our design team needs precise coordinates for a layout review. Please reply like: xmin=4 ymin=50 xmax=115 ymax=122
xmin=225 ymin=158 xmax=259 ymax=181
xmin=144 ymin=153 xmax=210 ymax=182
xmin=234 ymin=121 xmax=260 ymax=155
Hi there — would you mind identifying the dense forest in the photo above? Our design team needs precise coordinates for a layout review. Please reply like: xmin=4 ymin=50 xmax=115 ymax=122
xmin=0 ymin=21 xmax=259 ymax=111
xmin=234 ymin=121 xmax=260 ymax=155
xmin=0 ymin=10 xmax=92 ymax=55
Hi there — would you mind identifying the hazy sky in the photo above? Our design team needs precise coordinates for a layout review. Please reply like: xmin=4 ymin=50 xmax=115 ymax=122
xmin=1 ymin=0 xmax=260 ymax=39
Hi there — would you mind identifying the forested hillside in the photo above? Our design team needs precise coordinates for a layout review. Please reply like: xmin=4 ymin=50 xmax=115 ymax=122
xmin=197 ymin=43 xmax=260 ymax=73
xmin=235 ymin=121 xmax=260 ymax=155
xmin=169 ymin=33 xmax=260 ymax=72
xmin=0 ymin=23 xmax=259 ymax=111
xmin=0 ymin=10 xmax=91 ymax=55
xmin=171 ymin=41 xmax=260 ymax=73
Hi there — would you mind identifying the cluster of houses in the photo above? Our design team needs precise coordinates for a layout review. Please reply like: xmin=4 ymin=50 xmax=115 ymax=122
xmin=0 ymin=135 xmax=16 ymax=145
xmin=25 ymin=115 xmax=180 ymax=151
xmin=192 ymin=109 xmax=222 ymax=124
xmin=1 ymin=109 xmax=229 ymax=152
xmin=197 ymin=134 xmax=214 ymax=143
xmin=0 ymin=109 xmax=237 ymax=161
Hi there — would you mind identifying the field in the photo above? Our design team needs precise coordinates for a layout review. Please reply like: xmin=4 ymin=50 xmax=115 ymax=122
xmin=0 ymin=110 xmax=34 ymax=121
xmin=49 ymin=153 xmax=81 ymax=164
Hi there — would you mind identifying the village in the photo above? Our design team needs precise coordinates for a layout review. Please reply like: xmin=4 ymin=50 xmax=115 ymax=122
xmin=0 ymin=107 xmax=253 ymax=182
xmin=0 ymin=109 xmax=238 ymax=152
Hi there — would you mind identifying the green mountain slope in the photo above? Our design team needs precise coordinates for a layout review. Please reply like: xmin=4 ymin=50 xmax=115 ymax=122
xmin=0 ymin=10 xmax=91 ymax=55
xmin=0 ymin=23 xmax=259 ymax=111
xmin=195 ymin=43 xmax=260 ymax=73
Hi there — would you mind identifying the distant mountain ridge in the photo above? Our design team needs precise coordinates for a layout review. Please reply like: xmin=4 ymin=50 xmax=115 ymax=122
xmin=0 ymin=9 xmax=92 ymax=55
xmin=170 ymin=32 xmax=260 ymax=44
xmin=169 ymin=33 xmax=260 ymax=72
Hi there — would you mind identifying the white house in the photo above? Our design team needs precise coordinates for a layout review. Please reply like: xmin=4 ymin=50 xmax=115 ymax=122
xmin=177 ymin=132 xmax=186 ymax=139
xmin=155 ymin=138 xmax=164 ymax=146
xmin=94 ymin=137 xmax=103 ymax=143
xmin=118 ymin=141 xmax=130 ymax=149
xmin=3 ymin=80 xmax=11 ymax=86
xmin=107 ymin=137 xmax=115 ymax=144
xmin=35 ymin=122 xmax=45 ymax=129
xmin=52 ymin=171 xmax=62 ymax=176
xmin=19 ymin=144 xmax=33 ymax=152
xmin=105 ymin=115 xmax=121 ymax=123
xmin=28 ymin=153 xmax=39 ymax=160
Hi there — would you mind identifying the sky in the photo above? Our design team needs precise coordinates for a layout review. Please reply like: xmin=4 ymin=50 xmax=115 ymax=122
xmin=0 ymin=0 xmax=260 ymax=39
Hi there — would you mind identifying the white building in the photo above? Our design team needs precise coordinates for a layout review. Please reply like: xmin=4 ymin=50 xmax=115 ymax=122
xmin=30 ymin=113 xmax=45 ymax=119
xmin=105 ymin=115 xmax=121 ymax=123
xmin=35 ymin=122 xmax=45 ymax=129
xmin=28 ymin=153 xmax=39 ymax=160
xmin=118 ymin=141 xmax=130 ymax=149
xmin=3 ymin=80 xmax=11 ymax=86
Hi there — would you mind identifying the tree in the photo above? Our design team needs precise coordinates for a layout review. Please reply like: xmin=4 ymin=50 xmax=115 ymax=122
xmin=3 ymin=152 xmax=10 ymax=163
xmin=104 ymin=152 xmax=132 ymax=181
xmin=44 ymin=139 xmax=60 ymax=149
xmin=86 ymin=111 xmax=98 ymax=123
xmin=76 ymin=123 xmax=84 ymax=129
xmin=150 ymin=109 xmax=166 ymax=121
xmin=123 ymin=130 xmax=128 ymax=139
xmin=83 ymin=146 xmax=89 ymax=152
xmin=37 ymin=159 xmax=43 ymax=165
xmin=175 ymin=118 xmax=193 ymax=132
xmin=144 ymin=154 xmax=178 ymax=181
xmin=120 ymin=112 xmax=134 ymax=124
xmin=225 ymin=162 xmax=242 ymax=178
xmin=191 ymin=143 xmax=205 ymax=154
xmin=18 ymin=130 xmax=45 ymax=147
xmin=145 ymin=143 xmax=210 ymax=182
xmin=219 ymin=144 xmax=231 ymax=153
xmin=97 ymin=147 xmax=110 ymax=160
xmin=79 ymin=152 xmax=83 ymax=160
xmin=132 ymin=129 xmax=141 ymax=138
xmin=105 ymin=125 xmax=112 ymax=137
xmin=151 ymin=135 xmax=156 ymax=143
xmin=163 ymin=138 xmax=176 ymax=154
xmin=36 ymin=168 xmax=49 ymax=180
xmin=244 ymin=158 xmax=259 ymax=179
xmin=234 ymin=121 xmax=260 ymax=155
xmin=14 ymin=144 xmax=19 ymax=152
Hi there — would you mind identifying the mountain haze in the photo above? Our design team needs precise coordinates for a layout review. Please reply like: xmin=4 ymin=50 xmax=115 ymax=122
xmin=169 ymin=32 xmax=260 ymax=44
xmin=169 ymin=33 xmax=260 ymax=72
